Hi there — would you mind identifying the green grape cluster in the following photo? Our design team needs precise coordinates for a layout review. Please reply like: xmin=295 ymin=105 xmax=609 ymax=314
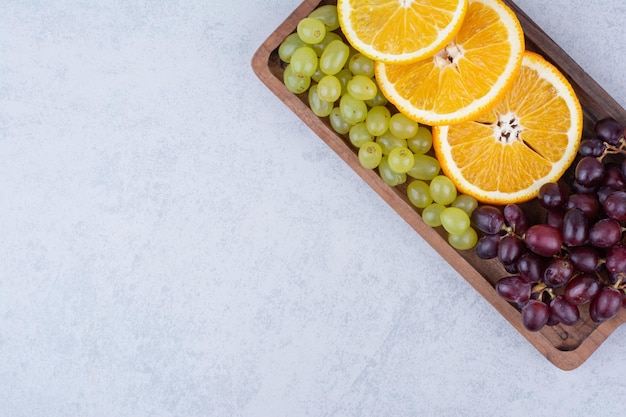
xmin=277 ymin=4 xmax=478 ymax=251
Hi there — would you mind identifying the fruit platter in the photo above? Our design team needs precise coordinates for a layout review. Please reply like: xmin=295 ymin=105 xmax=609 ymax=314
xmin=251 ymin=0 xmax=626 ymax=370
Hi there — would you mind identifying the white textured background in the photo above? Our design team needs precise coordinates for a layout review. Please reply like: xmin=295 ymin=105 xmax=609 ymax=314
xmin=2 ymin=0 xmax=626 ymax=416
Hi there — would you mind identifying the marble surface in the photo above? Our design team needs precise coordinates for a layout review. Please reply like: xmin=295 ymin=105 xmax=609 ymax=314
xmin=2 ymin=1 xmax=626 ymax=416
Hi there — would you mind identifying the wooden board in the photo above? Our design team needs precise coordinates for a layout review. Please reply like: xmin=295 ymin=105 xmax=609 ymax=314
xmin=251 ymin=0 xmax=626 ymax=370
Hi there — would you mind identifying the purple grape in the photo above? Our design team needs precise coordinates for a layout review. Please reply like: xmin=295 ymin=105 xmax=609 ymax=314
xmin=546 ymin=311 xmax=561 ymax=327
xmin=537 ymin=182 xmax=567 ymax=210
xmin=578 ymin=138 xmax=606 ymax=157
xmin=498 ymin=235 xmax=526 ymax=265
xmin=562 ymin=208 xmax=588 ymax=247
xmin=549 ymin=295 xmax=580 ymax=326
xmin=570 ymin=181 xmax=598 ymax=194
xmin=575 ymin=156 xmax=605 ymax=187
xmin=503 ymin=262 xmax=519 ymax=274
xmin=608 ymin=273 xmax=625 ymax=286
xmin=606 ymin=245 xmax=626 ymax=276
xmin=545 ymin=209 xmax=565 ymax=230
xmin=589 ymin=286 xmax=623 ymax=323
xmin=522 ymin=299 xmax=550 ymax=332
xmin=594 ymin=117 xmax=624 ymax=145
xmin=588 ymin=218 xmax=622 ymax=248
xmin=471 ymin=205 xmax=504 ymax=235
xmin=568 ymin=246 xmax=600 ymax=273
xmin=495 ymin=275 xmax=531 ymax=304
xmin=602 ymin=190 xmax=626 ymax=222
xmin=524 ymin=224 xmax=563 ymax=257
xmin=517 ymin=252 xmax=544 ymax=283
xmin=504 ymin=204 xmax=529 ymax=234
xmin=564 ymin=273 xmax=601 ymax=305
xmin=475 ymin=234 xmax=500 ymax=259
xmin=597 ymin=186 xmax=616 ymax=205
xmin=602 ymin=164 xmax=626 ymax=190
xmin=565 ymin=193 xmax=600 ymax=219
xmin=543 ymin=257 xmax=574 ymax=288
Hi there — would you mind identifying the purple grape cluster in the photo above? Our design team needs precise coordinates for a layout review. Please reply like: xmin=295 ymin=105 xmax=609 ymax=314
xmin=472 ymin=117 xmax=626 ymax=332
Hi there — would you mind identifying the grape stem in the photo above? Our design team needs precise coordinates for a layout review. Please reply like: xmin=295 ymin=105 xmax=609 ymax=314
xmin=531 ymin=282 xmax=554 ymax=302
xmin=599 ymin=139 xmax=626 ymax=160
xmin=613 ymin=273 xmax=625 ymax=289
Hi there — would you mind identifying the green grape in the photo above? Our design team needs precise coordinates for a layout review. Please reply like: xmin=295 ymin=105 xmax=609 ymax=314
xmin=290 ymin=46 xmax=318 ymax=77
xmin=407 ymin=126 xmax=433 ymax=154
xmin=440 ymin=207 xmax=471 ymax=235
xmin=319 ymin=39 xmax=350 ymax=75
xmin=335 ymin=68 xmax=352 ymax=95
xmin=339 ymin=93 xmax=367 ymax=124
xmin=317 ymin=75 xmax=342 ymax=102
xmin=365 ymin=105 xmax=390 ymax=136
xmin=387 ymin=147 xmax=415 ymax=174
xmin=452 ymin=194 xmax=478 ymax=216
xmin=365 ymin=81 xmax=388 ymax=107
xmin=358 ymin=141 xmax=383 ymax=169
xmin=389 ymin=113 xmax=419 ymax=139
xmin=407 ymin=154 xmax=440 ymax=180
xmin=448 ymin=227 xmax=478 ymax=250
xmin=283 ymin=64 xmax=311 ymax=94
xmin=347 ymin=74 xmax=377 ymax=101
xmin=329 ymin=107 xmax=351 ymax=134
xmin=278 ymin=32 xmax=307 ymax=63
xmin=422 ymin=203 xmax=445 ymax=227
xmin=308 ymin=5 xmax=340 ymax=31
xmin=297 ymin=17 xmax=326 ymax=44
xmin=311 ymin=31 xmax=342 ymax=57
xmin=311 ymin=68 xmax=325 ymax=83
xmin=376 ymin=131 xmax=406 ymax=155
xmin=349 ymin=122 xmax=373 ymax=148
xmin=430 ymin=175 xmax=457 ymax=205
xmin=308 ymin=85 xmax=333 ymax=117
xmin=379 ymin=156 xmax=406 ymax=186
xmin=348 ymin=53 xmax=375 ymax=77
xmin=344 ymin=45 xmax=359 ymax=69
xmin=407 ymin=180 xmax=432 ymax=209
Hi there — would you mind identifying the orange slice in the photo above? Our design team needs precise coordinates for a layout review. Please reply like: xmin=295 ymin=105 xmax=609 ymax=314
xmin=337 ymin=0 xmax=468 ymax=64
xmin=375 ymin=0 xmax=525 ymax=126
xmin=432 ymin=51 xmax=583 ymax=204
